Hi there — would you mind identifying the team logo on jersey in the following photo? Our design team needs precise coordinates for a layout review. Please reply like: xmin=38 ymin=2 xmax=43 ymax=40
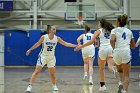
xmin=46 ymin=42 xmax=56 ymax=46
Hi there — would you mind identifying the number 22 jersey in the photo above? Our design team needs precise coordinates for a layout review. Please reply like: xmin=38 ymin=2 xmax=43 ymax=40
xmin=40 ymin=34 xmax=58 ymax=56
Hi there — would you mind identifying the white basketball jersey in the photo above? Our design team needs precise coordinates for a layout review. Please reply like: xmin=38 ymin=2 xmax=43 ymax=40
xmin=82 ymin=33 xmax=94 ymax=51
xmin=98 ymin=28 xmax=111 ymax=47
xmin=40 ymin=34 xmax=58 ymax=56
xmin=111 ymin=27 xmax=133 ymax=49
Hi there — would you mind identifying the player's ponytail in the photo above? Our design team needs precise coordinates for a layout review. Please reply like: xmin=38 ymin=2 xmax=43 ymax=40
xmin=117 ymin=14 xmax=128 ymax=27
xmin=46 ymin=25 xmax=51 ymax=33
xmin=84 ymin=25 xmax=90 ymax=36
xmin=106 ymin=22 xmax=114 ymax=32
xmin=100 ymin=19 xmax=114 ymax=33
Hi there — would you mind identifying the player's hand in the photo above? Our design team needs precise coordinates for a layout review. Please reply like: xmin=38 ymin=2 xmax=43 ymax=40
xmin=26 ymin=49 xmax=31 ymax=56
xmin=75 ymin=45 xmax=82 ymax=51
xmin=78 ymin=43 xmax=81 ymax=46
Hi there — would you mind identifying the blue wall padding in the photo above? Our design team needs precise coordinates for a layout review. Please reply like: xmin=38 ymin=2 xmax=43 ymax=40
xmin=28 ymin=30 xmax=42 ymax=66
xmin=55 ymin=30 xmax=98 ymax=66
xmin=131 ymin=30 xmax=140 ymax=66
xmin=4 ymin=30 xmax=140 ymax=66
xmin=4 ymin=30 xmax=29 ymax=65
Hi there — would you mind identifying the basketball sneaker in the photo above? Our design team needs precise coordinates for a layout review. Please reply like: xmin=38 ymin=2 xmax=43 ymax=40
xmin=121 ymin=90 xmax=127 ymax=93
xmin=99 ymin=85 xmax=107 ymax=91
xmin=26 ymin=85 xmax=32 ymax=92
xmin=53 ymin=85 xmax=58 ymax=91
xmin=89 ymin=79 xmax=93 ymax=85
xmin=118 ymin=83 xmax=123 ymax=93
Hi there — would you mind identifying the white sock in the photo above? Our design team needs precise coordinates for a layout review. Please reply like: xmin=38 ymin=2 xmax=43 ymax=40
xmin=123 ymin=90 xmax=127 ymax=93
xmin=53 ymin=84 xmax=57 ymax=87
xmin=112 ymin=66 xmax=117 ymax=72
xmin=84 ymin=72 xmax=87 ymax=76
xmin=89 ymin=76 xmax=92 ymax=80
xmin=118 ymin=81 xmax=122 ymax=85
xmin=29 ymin=83 xmax=32 ymax=86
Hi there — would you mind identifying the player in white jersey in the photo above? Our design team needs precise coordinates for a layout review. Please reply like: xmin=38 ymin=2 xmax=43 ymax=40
xmin=25 ymin=25 xmax=77 ymax=92
xmin=76 ymin=19 xmax=116 ymax=91
xmin=136 ymin=37 xmax=140 ymax=47
xmin=110 ymin=14 xmax=135 ymax=93
xmin=77 ymin=25 xmax=95 ymax=85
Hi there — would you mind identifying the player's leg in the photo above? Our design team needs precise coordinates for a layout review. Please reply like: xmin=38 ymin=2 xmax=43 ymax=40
xmin=48 ymin=67 xmax=58 ymax=91
xmin=107 ymin=47 xmax=118 ymax=78
xmin=47 ymin=57 xmax=58 ymax=91
xmin=107 ymin=57 xmax=114 ymax=71
xmin=30 ymin=65 xmax=43 ymax=84
xmin=112 ymin=49 xmax=124 ymax=93
xmin=26 ymin=55 xmax=46 ymax=92
xmin=98 ymin=48 xmax=107 ymax=91
xmin=98 ymin=57 xmax=107 ymax=91
xmin=26 ymin=65 xmax=43 ymax=92
xmin=48 ymin=67 xmax=56 ymax=84
xmin=121 ymin=63 xmax=131 ymax=93
xmin=83 ymin=57 xmax=89 ymax=80
xmin=116 ymin=64 xmax=123 ymax=93
xmin=119 ymin=49 xmax=131 ymax=93
xmin=88 ymin=57 xmax=94 ymax=85
xmin=107 ymin=57 xmax=117 ymax=78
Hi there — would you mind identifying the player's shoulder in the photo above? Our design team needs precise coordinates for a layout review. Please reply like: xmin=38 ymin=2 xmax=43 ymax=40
xmin=124 ymin=27 xmax=132 ymax=34
xmin=112 ymin=27 xmax=118 ymax=31
xmin=98 ymin=28 xmax=102 ymax=31
xmin=56 ymin=36 xmax=61 ymax=40
xmin=79 ymin=34 xmax=85 ymax=38
xmin=87 ymin=33 xmax=93 ymax=35
xmin=95 ymin=28 xmax=102 ymax=34
xmin=54 ymin=34 xmax=58 ymax=37
xmin=42 ymin=34 xmax=48 ymax=37
xmin=124 ymin=27 xmax=130 ymax=31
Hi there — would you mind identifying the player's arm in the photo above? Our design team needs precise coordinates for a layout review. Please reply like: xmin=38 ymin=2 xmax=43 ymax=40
xmin=130 ymin=38 xmax=136 ymax=49
xmin=77 ymin=34 xmax=83 ymax=45
xmin=110 ymin=34 xmax=116 ymax=49
xmin=130 ymin=33 xmax=136 ymax=49
xmin=76 ymin=30 xmax=100 ymax=50
xmin=94 ymin=38 xmax=99 ymax=48
xmin=136 ymin=37 xmax=140 ymax=47
xmin=26 ymin=36 xmax=44 ymax=56
xmin=57 ymin=37 xmax=77 ymax=48
xmin=110 ymin=29 xmax=116 ymax=49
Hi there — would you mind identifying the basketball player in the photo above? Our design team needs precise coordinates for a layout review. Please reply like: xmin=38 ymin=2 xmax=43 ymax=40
xmin=26 ymin=25 xmax=77 ymax=92
xmin=76 ymin=19 xmax=116 ymax=91
xmin=77 ymin=25 xmax=95 ymax=85
xmin=110 ymin=14 xmax=135 ymax=93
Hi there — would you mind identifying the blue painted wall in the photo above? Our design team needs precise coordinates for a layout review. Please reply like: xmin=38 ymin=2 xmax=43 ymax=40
xmin=4 ymin=30 xmax=140 ymax=66
xmin=4 ymin=30 xmax=28 ymax=65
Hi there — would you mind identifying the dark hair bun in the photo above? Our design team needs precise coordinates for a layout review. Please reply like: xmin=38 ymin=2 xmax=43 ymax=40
xmin=117 ymin=14 xmax=128 ymax=27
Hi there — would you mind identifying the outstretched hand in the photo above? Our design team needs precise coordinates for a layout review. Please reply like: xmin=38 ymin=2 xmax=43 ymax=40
xmin=74 ymin=45 xmax=82 ymax=51
xmin=26 ymin=49 xmax=31 ymax=56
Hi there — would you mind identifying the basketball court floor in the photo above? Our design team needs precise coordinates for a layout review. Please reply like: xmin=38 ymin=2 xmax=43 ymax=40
xmin=0 ymin=67 xmax=140 ymax=93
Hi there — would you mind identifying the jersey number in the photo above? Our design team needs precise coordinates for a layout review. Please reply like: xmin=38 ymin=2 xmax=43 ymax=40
xmin=87 ymin=36 xmax=91 ymax=40
xmin=47 ymin=46 xmax=53 ymax=51
xmin=122 ymin=32 xmax=126 ymax=40
xmin=104 ymin=33 xmax=110 ymax=39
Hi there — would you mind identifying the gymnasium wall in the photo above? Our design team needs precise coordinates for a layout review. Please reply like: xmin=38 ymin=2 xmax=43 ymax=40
xmin=4 ymin=30 xmax=140 ymax=66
